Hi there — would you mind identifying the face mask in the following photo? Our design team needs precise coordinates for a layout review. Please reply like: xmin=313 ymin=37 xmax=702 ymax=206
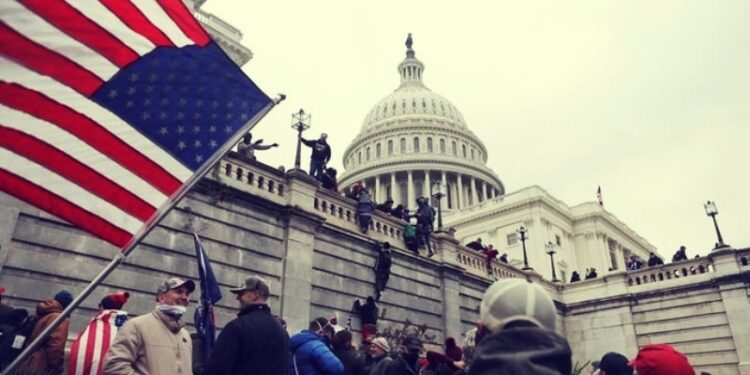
xmin=156 ymin=303 xmax=187 ymax=317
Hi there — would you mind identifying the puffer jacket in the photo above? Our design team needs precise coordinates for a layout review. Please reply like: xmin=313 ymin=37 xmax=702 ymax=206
xmin=468 ymin=326 xmax=572 ymax=375
xmin=288 ymin=330 xmax=344 ymax=375
xmin=16 ymin=299 xmax=70 ymax=375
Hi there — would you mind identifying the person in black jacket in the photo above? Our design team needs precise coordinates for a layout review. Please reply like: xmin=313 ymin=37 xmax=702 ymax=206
xmin=301 ymin=133 xmax=331 ymax=180
xmin=384 ymin=336 xmax=422 ymax=375
xmin=374 ymin=242 xmax=392 ymax=301
xmin=332 ymin=330 xmax=365 ymax=375
xmin=204 ymin=276 xmax=289 ymax=375
xmin=353 ymin=297 xmax=378 ymax=342
xmin=647 ymin=252 xmax=664 ymax=267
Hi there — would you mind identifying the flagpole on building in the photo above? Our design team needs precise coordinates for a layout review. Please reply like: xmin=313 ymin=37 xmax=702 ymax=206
xmin=1 ymin=96 xmax=285 ymax=375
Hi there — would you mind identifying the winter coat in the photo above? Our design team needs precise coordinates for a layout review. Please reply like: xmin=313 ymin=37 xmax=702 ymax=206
xmin=333 ymin=346 xmax=365 ymax=375
xmin=357 ymin=190 xmax=374 ymax=215
xmin=302 ymin=138 xmax=332 ymax=163
xmin=384 ymin=354 xmax=420 ymax=375
xmin=16 ymin=299 xmax=70 ymax=375
xmin=205 ymin=304 xmax=289 ymax=375
xmin=366 ymin=355 xmax=393 ymax=375
xmin=414 ymin=205 xmax=435 ymax=231
xmin=288 ymin=330 xmax=344 ymax=375
xmin=468 ymin=326 xmax=572 ymax=375
xmin=103 ymin=310 xmax=192 ymax=375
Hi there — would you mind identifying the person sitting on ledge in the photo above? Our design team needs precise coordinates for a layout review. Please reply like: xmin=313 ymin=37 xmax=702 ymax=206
xmin=672 ymin=246 xmax=688 ymax=263
xmin=570 ymin=271 xmax=581 ymax=283
xmin=627 ymin=256 xmax=644 ymax=271
xmin=466 ymin=238 xmax=486 ymax=251
xmin=321 ymin=167 xmax=338 ymax=192
xmin=585 ymin=268 xmax=598 ymax=279
xmin=647 ymin=252 xmax=664 ymax=267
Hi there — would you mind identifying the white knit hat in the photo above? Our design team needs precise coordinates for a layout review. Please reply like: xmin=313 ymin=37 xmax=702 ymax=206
xmin=371 ymin=337 xmax=390 ymax=352
xmin=479 ymin=278 xmax=557 ymax=333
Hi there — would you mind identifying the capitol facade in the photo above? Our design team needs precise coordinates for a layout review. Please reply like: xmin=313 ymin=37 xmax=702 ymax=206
xmin=339 ymin=36 xmax=503 ymax=211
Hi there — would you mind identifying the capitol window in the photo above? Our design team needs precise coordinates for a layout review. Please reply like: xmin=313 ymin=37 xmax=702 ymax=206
xmin=400 ymin=138 xmax=406 ymax=153
xmin=471 ymin=149 xmax=475 ymax=159
xmin=413 ymin=137 xmax=420 ymax=153
xmin=366 ymin=147 xmax=371 ymax=161
xmin=462 ymin=144 xmax=467 ymax=158
xmin=507 ymin=233 xmax=518 ymax=246
xmin=388 ymin=140 xmax=393 ymax=155
xmin=427 ymin=138 xmax=433 ymax=153
xmin=358 ymin=151 xmax=362 ymax=164
xmin=452 ymin=141 xmax=457 ymax=155
xmin=440 ymin=139 xmax=446 ymax=153
xmin=376 ymin=143 xmax=381 ymax=158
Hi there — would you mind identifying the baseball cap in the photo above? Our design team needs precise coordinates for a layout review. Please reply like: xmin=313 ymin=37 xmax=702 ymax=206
xmin=402 ymin=335 xmax=422 ymax=350
xmin=157 ymin=277 xmax=195 ymax=294
xmin=480 ymin=278 xmax=557 ymax=333
xmin=600 ymin=352 xmax=633 ymax=375
xmin=629 ymin=344 xmax=694 ymax=375
xmin=229 ymin=275 xmax=270 ymax=295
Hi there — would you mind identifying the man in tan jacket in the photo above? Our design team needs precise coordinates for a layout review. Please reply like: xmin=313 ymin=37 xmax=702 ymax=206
xmin=104 ymin=277 xmax=195 ymax=375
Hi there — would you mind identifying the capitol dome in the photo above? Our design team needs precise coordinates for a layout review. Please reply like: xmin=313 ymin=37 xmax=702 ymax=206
xmin=339 ymin=35 xmax=504 ymax=210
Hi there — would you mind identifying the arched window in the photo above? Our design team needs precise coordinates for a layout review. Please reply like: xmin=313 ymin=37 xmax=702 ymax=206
xmin=388 ymin=140 xmax=394 ymax=155
xmin=376 ymin=143 xmax=381 ymax=158
xmin=427 ymin=138 xmax=433 ymax=153
xmin=400 ymin=138 xmax=406 ymax=153
xmin=358 ymin=151 xmax=362 ymax=164
xmin=452 ymin=141 xmax=457 ymax=155
xmin=471 ymin=148 xmax=475 ymax=160
xmin=366 ymin=147 xmax=371 ymax=161
xmin=462 ymin=145 xmax=467 ymax=157
xmin=440 ymin=139 xmax=446 ymax=153
xmin=413 ymin=137 xmax=420 ymax=153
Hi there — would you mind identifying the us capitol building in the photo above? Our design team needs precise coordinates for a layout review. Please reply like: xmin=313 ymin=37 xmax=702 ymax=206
xmin=340 ymin=36 xmax=657 ymax=282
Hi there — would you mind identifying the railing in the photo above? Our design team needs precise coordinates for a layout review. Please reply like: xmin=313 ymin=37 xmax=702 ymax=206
xmin=214 ymin=154 xmax=287 ymax=205
xmin=626 ymin=256 xmax=714 ymax=286
xmin=454 ymin=246 xmax=524 ymax=279
xmin=193 ymin=9 xmax=243 ymax=40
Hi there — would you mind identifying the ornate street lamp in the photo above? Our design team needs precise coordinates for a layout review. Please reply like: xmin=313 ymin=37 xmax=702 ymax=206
xmin=432 ymin=182 xmax=446 ymax=232
xmin=545 ymin=241 xmax=560 ymax=282
xmin=704 ymin=200 xmax=730 ymax=249
xmin=517 ymin=225 xmax=532 ymax=270
xmin=291 ymin=109 xmax=310 ymax=170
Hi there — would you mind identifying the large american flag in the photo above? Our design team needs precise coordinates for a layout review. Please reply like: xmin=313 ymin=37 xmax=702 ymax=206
xmin=68 ymin=310 xmax=128 ymax=375
xmin=0 ymin=0 xmax=272 ymax=248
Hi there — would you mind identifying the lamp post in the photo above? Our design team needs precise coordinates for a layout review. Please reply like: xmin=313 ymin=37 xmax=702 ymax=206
xmin=704 ymin=200 xmax=730 ymax=249
xmin=517 ymin=225 xmax=532 ymax=270
xmin=545 ymin=241 xmax=560 ymax=282
xmin=291 ymin=109 xmax=310 ymax=170
xmin=432 ymin=182 xmax=446 ymax=232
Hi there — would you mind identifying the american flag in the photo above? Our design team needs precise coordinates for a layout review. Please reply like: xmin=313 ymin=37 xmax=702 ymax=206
xmin=597 ymin=185 xmax=603 ymax=206
xmin=0 ymin=0 xmax=272 ymax=249
xmin=68 ymin=310 xmax=128 ymax=375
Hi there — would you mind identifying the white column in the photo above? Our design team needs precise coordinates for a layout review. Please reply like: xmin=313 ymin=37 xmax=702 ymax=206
xmin=441 ymin=171 xmax=448 ymax=210
xmin=390 ymin=173 xmax=397 ymax=203
xmin=489 ymin=187 xmax=496 ymax=199
xmin=481 ymin=181 xmax=488 ymax=203
xmin=374 ymin=175 xmax=381 ymax=202
xmin=424 ymin=170 xmax=431 ymax=199
xmin=407 ymin=171 xmax=414 ymax=209
xmin=470 ymin=177 xmax=478 ymax=206
xmin=456 ymin=174 xmax=464 ymax=209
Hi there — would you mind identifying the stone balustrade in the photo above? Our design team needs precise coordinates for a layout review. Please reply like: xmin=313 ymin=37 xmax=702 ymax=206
xmin=213 ymin=153 xmax=287 ymax=205
xmin=627 ymin=256 xmax=715 ymax=286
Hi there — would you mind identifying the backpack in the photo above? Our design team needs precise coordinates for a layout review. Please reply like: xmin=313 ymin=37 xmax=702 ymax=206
xmin=0 ymin=310 xmax=36 ymax=367
xmin=404 ymin=224 xmax=417 ymax=240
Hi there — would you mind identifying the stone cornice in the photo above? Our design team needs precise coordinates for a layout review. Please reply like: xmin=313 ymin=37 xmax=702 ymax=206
xmin=445 ymin=193 xmax=574 ymax=228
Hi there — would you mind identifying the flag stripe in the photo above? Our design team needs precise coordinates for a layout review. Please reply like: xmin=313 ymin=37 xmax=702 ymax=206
xmin=0 ymin=82 xmax=182 ymax=195
xmin=0 ymin=149 xmax=143 ymax=235
xmin=83 ymin=317 xmax=99 ymax=375
xmin=130 ymin=0 xmax=193 ymax=47
xmin=19 ymin=0 xmax=139 ymax=68
xmin=0 ymin=103 xmax=167 ymax=209
xmin=0 ymin=166 xmax=132 ymax=247
xmin=73 ymin=316 xmax=90 ymax=375
xmin=0 ymin=22 xmax=102 ymax=96
xmin=0 ymin=127 xmax=155 ymax=222
xmin=100 ymin=0 xmax=174 ymax=47
xmin=156 ymin=0 xmax=211 ymax=47
xmin=66 ymin=0 xmax=156 ymax=56
xmin=68 ymin=329 xmax=83 ymax=375
xmin=0 ymin=57 xmax=193 ymax=183
xmin=94 ymin=312 xmax=113 ymax=375
xmin=0 ymin=1 xmax=118 ymax=81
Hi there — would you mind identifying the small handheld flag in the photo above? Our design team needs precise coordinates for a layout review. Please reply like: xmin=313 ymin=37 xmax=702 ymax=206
xmin=194 ymin=233 xmax=222 ymax=362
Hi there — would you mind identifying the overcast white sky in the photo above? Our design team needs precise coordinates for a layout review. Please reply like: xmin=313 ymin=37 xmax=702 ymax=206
xmin=203 ymin=0 xmax=749 ymax=258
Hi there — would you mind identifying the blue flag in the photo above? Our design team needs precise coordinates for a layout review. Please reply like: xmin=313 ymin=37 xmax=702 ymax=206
xmin=193 ymin=233 xmax=222 ymax=362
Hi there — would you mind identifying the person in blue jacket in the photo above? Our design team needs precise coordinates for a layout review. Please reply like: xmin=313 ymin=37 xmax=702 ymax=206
xmin=288 ymin=317 xmax=344 ymax=375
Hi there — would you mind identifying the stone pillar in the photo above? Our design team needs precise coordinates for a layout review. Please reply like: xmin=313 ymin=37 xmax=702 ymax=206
xmin=279 ymin=207 xmax=325 ymax=333
xmin=710 ymin=249 xmax=750 ymax=373
xmin=407 ymin=171 xmax=414 ymax=209
xmin=424 ymin=170 xmax=431 ymax=199
xmin=481 ymin=181 xmax=488 ymax=203
xmin=470 ymin=177 xmax=478 ymax=206
xmin=456 ymin=174 xmax=464 ymax=209
xmin=440 ymin=263 xmax=465 ymax=340
xmin=390 ymin=173 xmax=397 ymax=204
xmin=489 ymin=187 xmax=496 ymax=199
xmin=441 ymin=171 xmax=448 ymax=211
xmin=375 ymin=175 xmax=381 ymax=202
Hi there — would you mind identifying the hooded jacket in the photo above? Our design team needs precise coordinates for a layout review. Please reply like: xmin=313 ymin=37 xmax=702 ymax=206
xmin=288 ymin=330 xmax=344 ymax=375
xmin=301 ymin=138 xmax=331 ymax=163
xmin=16 ymin=299 xmax=70 ymax=375
xmin=468 ymin=326 xmax=572 ymax=375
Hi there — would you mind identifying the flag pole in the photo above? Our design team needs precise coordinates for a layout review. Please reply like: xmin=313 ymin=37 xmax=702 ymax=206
xmin=1 ymin=95 xmax=285 ymax=375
